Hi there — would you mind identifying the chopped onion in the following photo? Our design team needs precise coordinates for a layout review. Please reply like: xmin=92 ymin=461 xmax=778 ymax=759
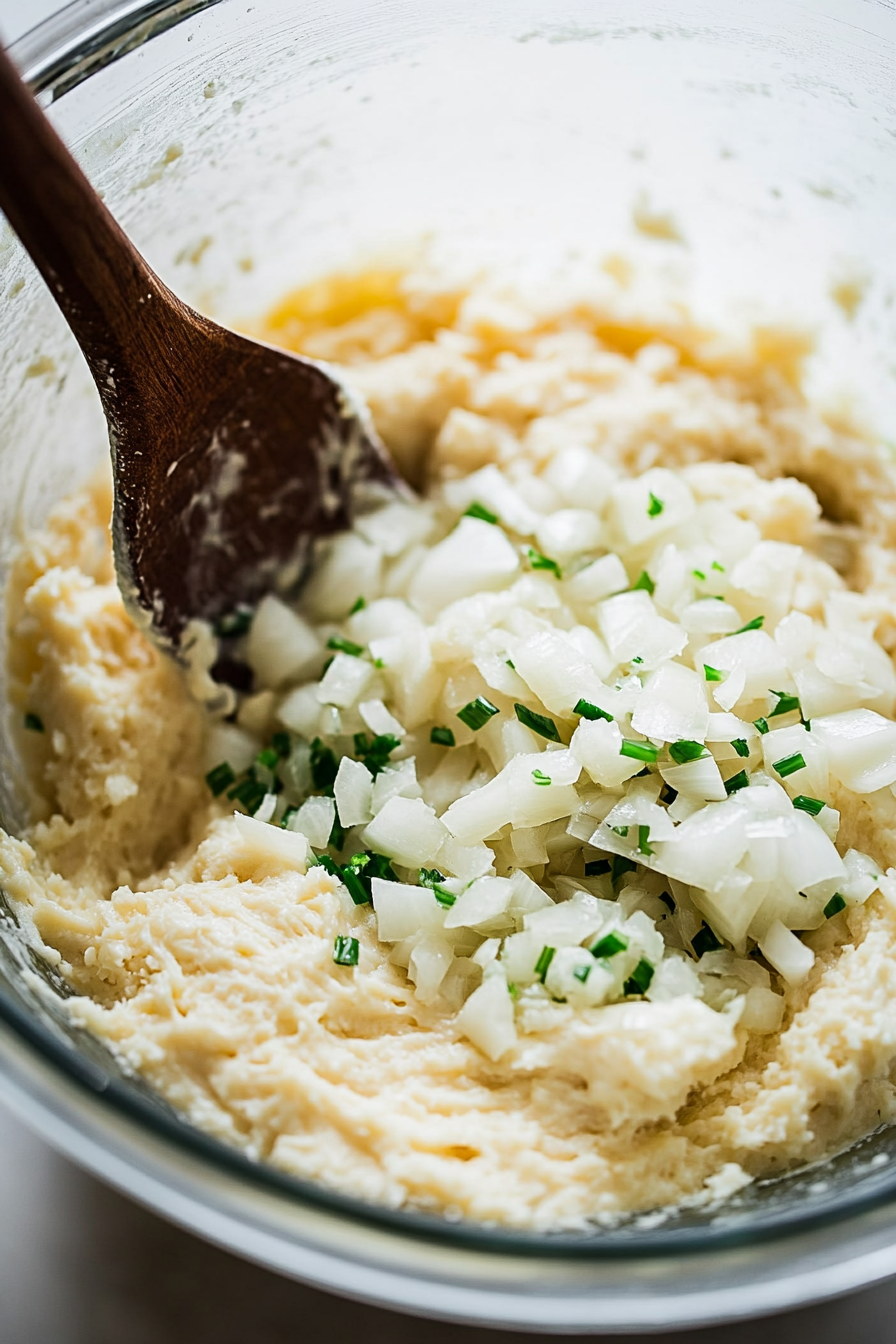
xmin=232 ymin=813 xmax=308 ymax=871
xmin=564 ymin=552 xmax=629 ymax=604
xmin=359 ymin=699 xmax=406 ymax=739
xmin=362 ymin=796 xmax=448 ymax=867
xmin=597 ymin=590 xmax=687 ymax=668
xmin=811 ymin=709 xmax=896 ymax=793
xmin=455 ymin=963 xmax=517 ymax=1061
xmin=247 ymin=595 xmax=322 ymax=688
xmin=408 ymin=517 xmax=520 ymax=619
xmin=371 ymin=878 xmax=445 ymax=941
xmin=333 ymin=757 xmax=374 ymax=828
xmin=631 ymin=662 xmax=709 ymax=743
xmin=695 ymin=630 xmax=788 ymax=702
xmin=288 ymin=794 xmax=335 ymax=848
xmin=315 ymin=652 xmax=375 ymax=709
xmin=444 ymin=876 xmax=514 ymax=929
xmin=758 ymin=920 xmax=815 ymax=986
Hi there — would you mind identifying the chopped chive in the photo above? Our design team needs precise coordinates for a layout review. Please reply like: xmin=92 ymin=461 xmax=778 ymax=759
xmin=724 ymin=770 xmax=750 ymax=796
xmin=573 ymin=964 xmax=592 ymax=984
xmin=464 ymin=501 xmax=499 ymax=525
xmin=692 ymin=569 xmax=706 ymax=581
xmin=457 ymin=696 xmax=500 ymax=732
xmin=327 ymin=634 xmax=365 ymax=658
xmin=611 ymin=855 xmax=637 ymax=884
xmin=340 ymin=866 xmax=370 ymax=905
xmin=23 ymin=711 xmax=44 ymax=733
xmin=227 ymin=776 xmax=268 ymax=814
xmin=632 ymin=570 xmax=655 ymax=596
xmin=704 ymin=665 xmax=725 ymax=683
xmin=692 ymin=923 xmax=723 ymax=958
xmin=647 ymin=492 xmax=664 ymax=518
xmin=333 ymin=935 xmax=360 ymax=967
xmin=769 ymin=689 xmax=801 ymax=718
xmin=419 ymin=867 xmax=457 ymax=907
xmin=213 ymin=606 xmax=253 ymax=638
xmin=534 ymin=945 xmax=556 ymax=982
xmin=669 ymin=739 xmax=708 ymax=765
xmin=525 ymin=546 xmax=562 ymax=579
xmin=310 ymin=738 xmax=339 ymax=792
xmin=631 ymin=656 xmax=644 ymax=666
xmin=610 ymin=825 xmax=630 ymax=837
xmin=349 ymin=595 xmax=366 ymax=615
xmin=590 ymin=931 xmax=629 ymax=958
xmin=515 ymin=703 xmax=561 ymax=741
xmin=373 ymin=657 xmax=385 ymax=669
xmin=731 ymin=738 xmax=750 ymax=758
xmin=774 ymin=752 xmax=806 ymax=779
xmin=205 ymin=761 xmax=236 ymax=796
xmin=792 ymin=795 xmax=825 ymax=817
xmin=506 ymin=658 xmax=516 ymax=669
xmin=430 ymin=726 xmax=456 ymax=747
xmin=637 ymin=824 xmax=653 ymax=856
xmin=624 ymin=958 xmax=655 ymax=995
xmin=355 ymin=733 xmax=400 ymax=776
xmin=574 ymin=698 xmax=613 ymax=722
xmin=619 ymin=739 xmax=659 ymax=763
xmin=280 ymin=805 xmax=298 ymax=830
xmin=271 ymin=730 xmax=291 ymax=758
xmin=256 ymin=746 xmax=280 ymax=771
xmin=532 ymin=768 xmax=552 ymax=786
xmin=584 ymin=859 xmax=611 ymax=876
xmin=733 ymin=615 xmax=765 ymax=635
xmin=712 ymin=560 xmax=725 ymax=573
xmin=824 ymin=893 xmax=847 ymax=919
xmin=753 ymin=716 xmax=770 ymax=735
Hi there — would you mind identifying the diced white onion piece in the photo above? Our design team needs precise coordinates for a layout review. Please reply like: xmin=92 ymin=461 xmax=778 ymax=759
xmin=355 ymin=500 xmax=434 ymax=557
xmin=316 ymin=652 xmax=375 ymax=709
xmin=362 ymin=796 xmax=448 ymax=868
xmin=359 ymin=699 xmax=406 ymax=739
xmin=511 ymin=629 xmax=606 ymax=714
xmin=811 ymin=709 xmax=896 ymax=793
xmin=779 ymin=811 xmax=846 ymax=892
xmin=277 ymin=684 xmax=324 ymax=736
xmin=436 ymin=835 xmax=496 ymax=881
xmin=333 ymin=757 xmax=374 ymax=828
xmin=659 ymin=754 xmax=727 ymax=802
xmin=444 ymin=876 xmax=514 ymax=929
xmin=456 ymin=964 xmax=517 ymax=1061
xmin=535 ymin=509 xmax=603 ymax=562
xmin=371 ymin=759 xmax=422 ymax=812
xmin=287 ymin=794 xmax=335 ymax=848
xmin=471 ymin=938 xmax=501 ymax=969
xmin=442 ymin=464 xmax=542 ymax=535
xmin=442 ymin=752 xmax=580 ymax=845
xmin=651 ymin=798 xmax=749 ymax=891
xmin=543 ymin=445 xmax=618 ymax=511
xmin=546 ymin=947 xmax=615 ymax=1007
xmin=712 ymin=665 xmax=746 ymax=712
xmin=371 ymin=878 xmax=445 ymax=941
xmin=408 ymin=517 xmax=519 ymax=619
xmin=570 ymin=718 xmax=643 ymax=788
xmin=646 ymin=955 xmax=703 ymax=1003
xmin=602 ymin=797 xmax=676 ymax=843
xmin=758 ymin=920 xmax=815 ymax=986
xmin=705 ymin=713 xmax=755 ymax=743
xmin=731 ymin=541 xmax=801 ymax=606
xmin=247 ymin=595 xmax=322 ymax=688
xmin=204 ymin=723 xmax=259 ymax=775
xmin=253 ymin=792 xmax=277 ymax=824
xmin=695 ymin=630 xmax=788 ymax=703
xmin=565 ymin=552 xmax=629 ymax=604
xmin=566 ymin=625 xmax=616 ymax=681
xmin=839 ymin=849 xmax=881 ymax=905
xmin=631 ymin=662 xmax=709 ymax=743
xmin=609 ymin=468 xmax=696 ymax=546
xmin=302 ymin=532 xmax=382 ymax=620
xmin=408 ymin=934 xmax=454 ymax=1004
xmin=597 ymin=590 xmax=687 ymax=668
xmin=691 ymin=871 xmax=762 ymax=948
xmin=508 ymin=869 xmax=553 ymax=914
xmin=761 ymin=723 xmax=828 ymax=799
xmin=680 ymin=600 xmax=742 ymax=636
xmin=500 ymin=928 xmax=545 ymax=986
xmin=622 ymin=910 xmax=666 ymax=965
xmin=525 ymin=892 xmax=603 ymax=946
xmin=232 ymin=813 xmax=308 ymax=871
xmin=738 ymin=984 xmax=785 ymax=1033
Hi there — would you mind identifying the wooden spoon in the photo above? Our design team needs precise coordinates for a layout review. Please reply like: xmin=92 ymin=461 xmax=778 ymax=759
xmin=0 ymin=43 xmax=403 ymax=677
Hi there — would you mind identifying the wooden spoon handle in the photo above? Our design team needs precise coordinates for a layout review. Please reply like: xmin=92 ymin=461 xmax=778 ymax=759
xmin=0 ymin=43 xmax=177 ymax=382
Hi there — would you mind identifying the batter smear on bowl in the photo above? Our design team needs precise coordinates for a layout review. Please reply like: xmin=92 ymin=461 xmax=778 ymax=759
xmin=4 ymin=267 xmax=896 ymax=1230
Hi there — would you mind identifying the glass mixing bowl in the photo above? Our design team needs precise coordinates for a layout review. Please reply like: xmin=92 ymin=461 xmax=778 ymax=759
xmin=1 ymin=0 xmax=896 ymax=1331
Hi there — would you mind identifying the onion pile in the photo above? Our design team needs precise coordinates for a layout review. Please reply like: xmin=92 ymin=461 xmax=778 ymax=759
xmin=202 ymin=452 xmax=895 ymax=1061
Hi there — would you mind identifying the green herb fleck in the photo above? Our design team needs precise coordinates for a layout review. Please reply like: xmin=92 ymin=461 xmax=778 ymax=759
xmin=534 ymin=945 xmax=556 ymax=982
xmin=631 ymin=656 xmax=644 ymax=665
xmin=574 ymin=698 xmax=613 ymax=722
xmin=624 ymin=958 xmax=655 ymax=995
xmin=770 ymin=689 xmax=801 ymax=718
xmin=333 ymin=935 xmax=359 ymax=967
xmin=712 ymin=561 xmax=725 ymax=573
xmin=610 ymin=825 xmax=630 ymax=837
xmin=632 ymin=570 xmax=655 ymax=596
xmin=525 ymin=547 xmax=562 ymax=579
xmin=733 ymin=615 xmax=765 ymax=635
xmin=619 ymin=739 xmax=659 ymax=763
xmin=773 ymin=752 xmax=806 ymax=779
xmin=637 ymin=824 xmax=653 ymax=856
xmin=611 ymin=855 xmax=637 ymax=884
xmin=464 ymin=501 xmax=499 ymax=524
xmin=514 ymin=703 xmax=561 ymax=742
xmin=205 ymin=762 xmax=235 ymax=796
xmin=753 ymin=716 xmax=770 ymax=735
xmin=669 ymin=740 xmax=708 ymax=765
xmin=271 ymin=730 xmax=291 ymax=758
xmin=731 ymin=738 xmax=750 ymax=758
xmin=327 ymin=634 xmax=365 ymax=658
xmin=532 ymin=768 xmax=552 ymax=787
xmin=793 ymin=795 xmax=825 ymax=817
xmin=227 ymin=776 xmax=268 ymax=815
xmin=419 ymin=867 xmax=457 ymax=907
xmin=349 ymin=595 xmax=366 ymax=615
xmin=573 ymin=964 xmax=592 ymax=984
xmin=724 ymin=770 xmax=750 ymax=796
xmin=692 ymin=923 xmax=723 ymax=958
xmin=824 ymin=893 xmax=847 ymax=919
xmin=355 ymin=733 xmax=401 ymax=776
xmin=704 ymin=665 xmax=725 ymax=683
xmin=590 ymin=931 xmax=629 ymax=958
xmin=457 ymin=696 xmax=500 ymax=732
xmin=256 ymin=746 xmax=280 ymax=771
xmin=647 ymin=492 xmax=664 ymax=518
xmin=310 ymin=738 xmax=339 ymax=793
xmin=24 ymin=712 xmax=44 ymax=733
xmin=692 ymin=569 xmax=706 ymax=581
xmin=213 ymin=607 xmax=253 ymax=638
xmin=280 ymin=806 xmax=298 ymax=830
xmin=430 ymin=726 xmax=456 ymax=747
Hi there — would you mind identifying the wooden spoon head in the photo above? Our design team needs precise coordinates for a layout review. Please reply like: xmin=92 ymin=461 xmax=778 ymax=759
xmin=107 ymin=323 xmax=404 ymax=662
